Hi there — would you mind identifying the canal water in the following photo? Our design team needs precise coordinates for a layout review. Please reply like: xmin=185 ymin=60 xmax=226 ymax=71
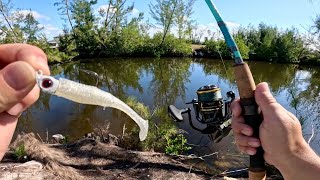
xmin=17 ymin=58 xmax=320 ymax=172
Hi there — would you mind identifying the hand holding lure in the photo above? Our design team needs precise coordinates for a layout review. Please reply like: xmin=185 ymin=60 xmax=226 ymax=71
xmin=35 ymin=71 xmax=148 ymax=141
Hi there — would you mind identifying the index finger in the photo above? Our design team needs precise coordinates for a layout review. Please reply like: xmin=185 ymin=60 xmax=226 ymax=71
xmin=0 ymin=44 xmax=50 ymax=75
xmin=230 ymin=98 xmax=242 ymax=117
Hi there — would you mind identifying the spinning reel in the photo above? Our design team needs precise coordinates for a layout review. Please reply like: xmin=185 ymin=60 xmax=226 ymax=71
xmin=168 ymin=85 xmax=235 ymax=143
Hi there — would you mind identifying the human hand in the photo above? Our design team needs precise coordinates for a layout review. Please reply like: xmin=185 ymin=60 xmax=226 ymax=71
xmin=231 ymin=82 xmax=312 ymax=169
xmin=0 ymin=44 xmax=50 ymax=160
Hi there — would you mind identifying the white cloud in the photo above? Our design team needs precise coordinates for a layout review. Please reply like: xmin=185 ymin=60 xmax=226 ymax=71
xmin=15 ymin=10 xmax=50 ymax=21
xmin=145 ymin=21 xmax=240 ymax=42
xmin=195 ymin=21 xmax=240 ymax=31
xmin=96 ymin=5 xmax=141 ymax=19
xmin=97 ymin=4 xmax=117 ymax=14
xmin=147 ymin=23 xmax=211 ymax=40
xmin=226 ymin=21 xmax=241 ymax=28
xmin=131 ymin=8 xmax=140 ymax=16
xmin=148 ymin=25 xmax=163 ymax=36
xmin=40 ymin=24 xmax=62 ymax=38
xmin=191 ymin=21 xmax=241 ymax=41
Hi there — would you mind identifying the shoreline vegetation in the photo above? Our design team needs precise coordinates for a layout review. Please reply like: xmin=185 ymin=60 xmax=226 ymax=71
xmin=0 ymin=0 xmax=320 ymax=66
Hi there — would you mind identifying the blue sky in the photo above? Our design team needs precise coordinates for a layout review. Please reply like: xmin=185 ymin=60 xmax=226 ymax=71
xmin=12 ymin=0 xmax=320 ymax=39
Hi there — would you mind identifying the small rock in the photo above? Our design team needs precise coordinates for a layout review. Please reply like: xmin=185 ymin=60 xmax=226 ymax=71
xmin=52 ymin=134 xmax=65 ymax=143
xmin=0 ymin=161 xmax=44 ymax=180
xmin=107 ymin=134 xmax=119 ymax=145
xmin=86 ymin=133 xmax=93 ymax=138
xmin=95 ymin=136 xmax=101 ymax=142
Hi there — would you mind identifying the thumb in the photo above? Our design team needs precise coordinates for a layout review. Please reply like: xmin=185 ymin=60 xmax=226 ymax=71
xmin=255 ymin=82 xmax=278 ymax=113
xmin=0 ymin=61 xmax=36 ymax=113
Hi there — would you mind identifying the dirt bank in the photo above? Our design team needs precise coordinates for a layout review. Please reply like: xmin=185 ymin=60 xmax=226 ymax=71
xmin=0 ymin=133 xmax=230 ymax=180
xmin=0 ymin=133 xmax=282 ymax=180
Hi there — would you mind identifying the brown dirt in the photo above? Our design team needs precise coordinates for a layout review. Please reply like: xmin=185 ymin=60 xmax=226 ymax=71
xmin=0 ymin=133 xmax=235 ymax=180
xmin=0 ymin=133 xmax=282 ymax=180
xmin=191 ymin=44 xmax=205 ymax=50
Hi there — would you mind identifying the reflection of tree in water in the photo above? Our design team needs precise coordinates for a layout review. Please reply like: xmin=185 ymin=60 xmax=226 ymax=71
xmin=285 ymin=66 xmax=320 ymax=151
xmin=297 ymin=67 xmax=320 ymax=101
xmin=197 ymin=60 xmax=297 ymax=93
xmin=77 ymin=59 xmax=144 ymax=98
xmin=196 ymin=59 xmax=235 ymax=87
xmin=149 ymin=58 xmax=192 ymax=107
xmin=18 ymin=86 xmax=56 ymax=134
xmin=63 ymin=105 xmax=95 ymax=141
xmin=297 ymin=69 xmax=319 ymax=125
xmin=249 ymin=62 xmax=296 ymax=92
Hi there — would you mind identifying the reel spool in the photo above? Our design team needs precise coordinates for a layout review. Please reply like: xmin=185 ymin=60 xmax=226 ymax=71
xmin=194 ymin=85 xmax=224 ymax=124
xmin=168 ymin=84 xmax=235 ymax=143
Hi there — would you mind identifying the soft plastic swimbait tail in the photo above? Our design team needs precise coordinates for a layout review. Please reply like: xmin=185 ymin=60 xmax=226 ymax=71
xmin=35 ymin=71 xmax=148 ymax=141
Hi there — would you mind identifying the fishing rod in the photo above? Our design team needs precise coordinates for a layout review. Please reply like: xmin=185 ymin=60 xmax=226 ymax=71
xmin=204 ymin=0 xmax=266 ymax=180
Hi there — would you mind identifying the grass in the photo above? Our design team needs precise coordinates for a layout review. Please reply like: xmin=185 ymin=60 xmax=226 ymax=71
xmin=13 ymin=144 xmax=28 ymax=162
xmin=118 ymin=97 xmax=191 ymax=155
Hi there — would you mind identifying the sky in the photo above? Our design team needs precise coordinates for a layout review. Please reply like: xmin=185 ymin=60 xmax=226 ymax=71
xmin=9 ymin=0 xmax=320 ymax=39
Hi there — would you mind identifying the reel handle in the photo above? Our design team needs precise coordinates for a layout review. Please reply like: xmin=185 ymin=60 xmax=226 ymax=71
xmin=186 ymin=99 xmax=197 ymax=104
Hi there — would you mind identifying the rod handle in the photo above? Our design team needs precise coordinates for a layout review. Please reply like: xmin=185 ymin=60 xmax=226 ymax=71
xmin=234 ymin=63 xmax=266 ymax=180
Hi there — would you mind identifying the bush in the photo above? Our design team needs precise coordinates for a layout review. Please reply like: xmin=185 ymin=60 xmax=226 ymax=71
xmin=150 ymin=33 xmax=193 ymax=57
xmin=235 ymin=36 xmax=250 ymax=59
xmin=31 ymin=35 xmax=75 ymax=63
xmin=122 ymin=97 xmax=191 ymax=155
xmin=165 ymin=134 xmax=191 ymax=155
xmin=14 ymin=144 xmax=28 ymax=161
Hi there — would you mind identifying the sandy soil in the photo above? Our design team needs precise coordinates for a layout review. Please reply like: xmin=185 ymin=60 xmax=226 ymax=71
xmin=0 ymin=133 xmax=281 ymax=180
xmin=0 ymin=133 xmax=229 ymax=180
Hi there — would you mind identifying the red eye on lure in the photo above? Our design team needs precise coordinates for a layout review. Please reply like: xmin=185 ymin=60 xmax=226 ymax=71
xmin=42 ymin=78 xmax=53 ymax=88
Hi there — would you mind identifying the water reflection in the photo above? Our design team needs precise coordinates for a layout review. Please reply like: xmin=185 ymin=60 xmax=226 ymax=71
xmin=17 ymin=58 xmax=320 ymax=154
xmin=149 ymin=58 xmax=192 ymax=107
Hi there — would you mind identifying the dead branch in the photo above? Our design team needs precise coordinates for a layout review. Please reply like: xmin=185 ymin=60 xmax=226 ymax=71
xmin=308 ymin=122 xmax=315 ymax=144
xmin=0 ymin=0 xmax=17 ymax=42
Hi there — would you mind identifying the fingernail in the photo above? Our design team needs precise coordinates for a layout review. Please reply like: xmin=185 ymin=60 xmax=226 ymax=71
xmin=29 ymin=55 xmax=49 ymax=75
xmin=37 ymin=57 xmax=50 ymax=74
xmin=6 ymin=103 xmax=24 ymax=116
xmin=3 ymin=62 xmax=35 ymax=90
xmin=247 ymin=149 xmax=256 ymax=155
xmin=241 ymin=129 xmax=251 ymax=136
xmin=248 ymin=141 xmax=260 ymax=147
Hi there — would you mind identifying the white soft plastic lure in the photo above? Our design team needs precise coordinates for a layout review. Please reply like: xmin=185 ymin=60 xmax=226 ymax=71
xmin=35 ymin=71 xmax=148 ymax=141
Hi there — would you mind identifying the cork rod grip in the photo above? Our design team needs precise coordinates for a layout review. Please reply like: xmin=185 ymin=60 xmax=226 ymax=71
xmin=234 ymin=63 xmax=266 ymax=180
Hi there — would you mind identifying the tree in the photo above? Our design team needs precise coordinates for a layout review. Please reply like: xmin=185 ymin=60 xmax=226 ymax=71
xmin=175 ymin=0 xmax=195 ymax=39
xmin=22 ymin=11 xmax=43 ymax=42
xmin=54 ymin=0 xmax=78 ymax=50
xmin=98 ymin=0 xmax=135 ymax=34
xmin=149 ymin=0 xmax=178 ymax=46
xmin=254 ymin=23 xmax=278 ymax=60
xmin=70 ymin=0 xmax=99 ymax=57
xmin=54 ymin=0 xmax=74 ymax=33
xmin=98 ymin=0 xmax=144 ymax=50
xmin=0 ymin=0 xmax=21 ymax=42
xmin=274 ymin=29 xmax=305 ymax=63
xmin=0 ymin=1 xmax=43 ymax=43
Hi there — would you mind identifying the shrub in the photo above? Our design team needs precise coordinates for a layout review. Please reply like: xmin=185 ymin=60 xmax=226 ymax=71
xmin=122 ymin=97 xmax=191 ymax=155
xmin=14 ymin=144 xmax=28 ymax=161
